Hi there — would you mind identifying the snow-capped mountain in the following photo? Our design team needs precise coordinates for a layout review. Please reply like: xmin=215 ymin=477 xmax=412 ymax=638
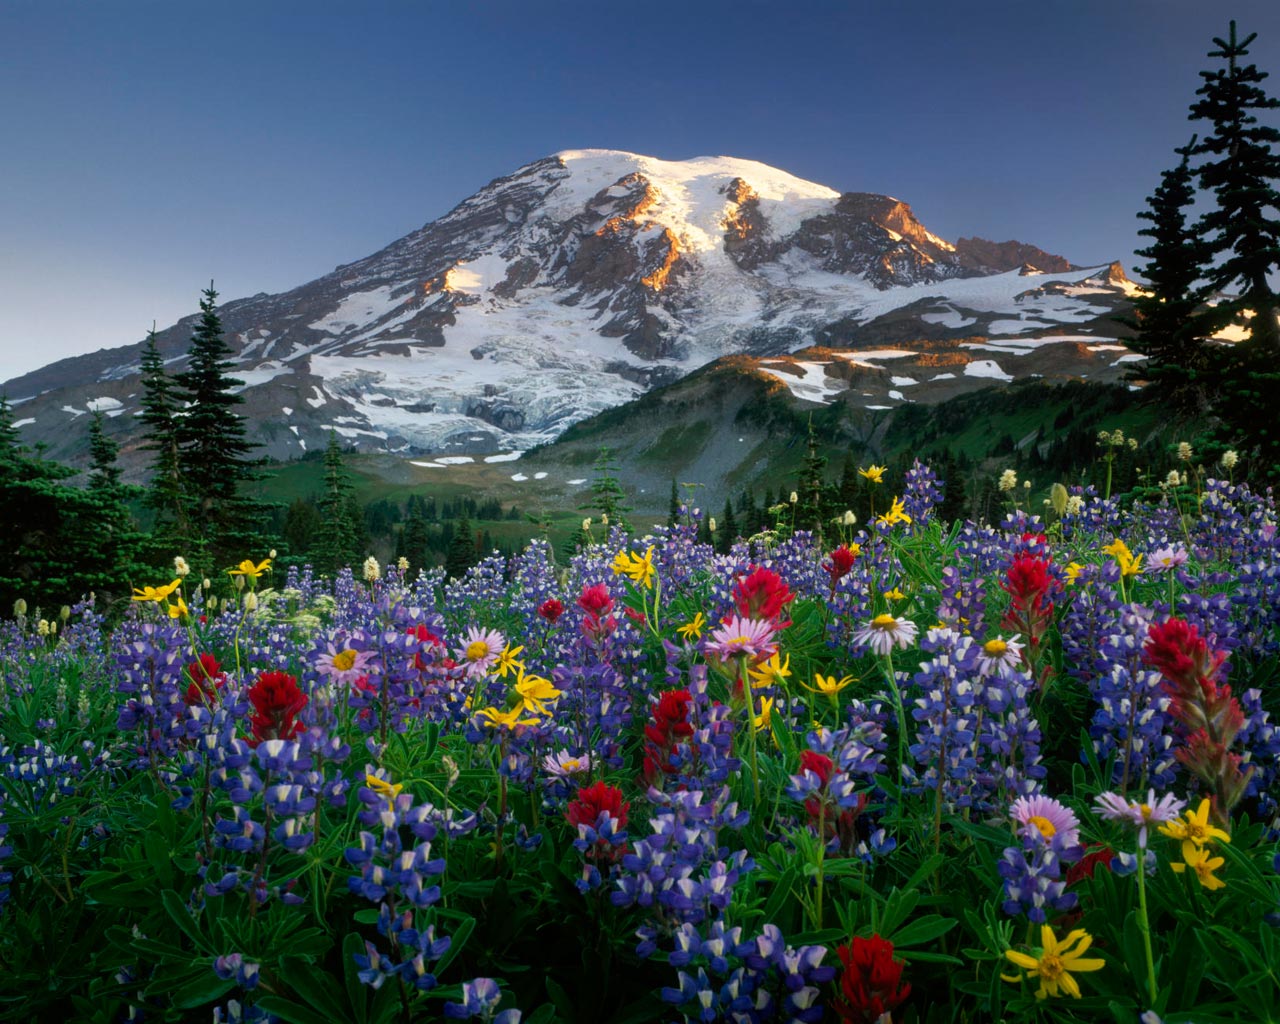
xmin=4 ymin=150 xmax=1139 ymax=463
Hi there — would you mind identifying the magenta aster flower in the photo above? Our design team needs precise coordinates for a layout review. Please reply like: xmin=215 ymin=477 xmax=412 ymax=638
xmin=851 ymin=613 xmax=919 ymax=657
xmin=1144 ymin=544 xmax=1189 ymax=574
xmin=1095 ymin=789 xmax=1186 ymax=849
xmin=542 ymin=750 xmax=593 ymax=778
xmin=456 ymin=626 xmax=506 ymax=679
xmin=1011 ymin=794 xmax=1080 ymax=847
xmin=704 ymin=615 xmax=779 ymax=663
xmin=315 ymin=645 xmax=375 ymax=685
xmin=975 ymin=636 xmax=1024 ymax=678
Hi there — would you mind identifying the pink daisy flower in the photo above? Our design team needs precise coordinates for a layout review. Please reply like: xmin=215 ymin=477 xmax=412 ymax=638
xmin=1095 ymin=789 xmax=1186 ymax=849
xmin=704 ymin=615 xmax=779 ymax=663
xmin=1011 ymin=794 xmax=1080 ymax=847
xmin=975 ymin=636 xmax=1024 ymax=678
xmin=456 ymin=626 xmax=506 ymax=679
xmin=851 ymin=613 xmax=919 ymax=657
xmin=542 ymin=750 xmax=593 ymax=778
xmin=1144 ymin=544 xmax=1189 ymax=575
xmin=315 ymin=645 xmax=375 ymax=685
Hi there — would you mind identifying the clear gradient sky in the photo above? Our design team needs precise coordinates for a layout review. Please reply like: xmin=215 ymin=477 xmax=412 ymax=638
xmin=3 ymin=0 xmax=1279 ymax=382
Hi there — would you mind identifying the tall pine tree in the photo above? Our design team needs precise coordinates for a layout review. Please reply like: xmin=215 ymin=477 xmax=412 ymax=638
xmin=137 ymin=326 xmax=189 ymax=543
xmin=1188 ymin=22 xmax=1280 ymax=476
xmin=314 ymin=430 xmax=359 ymax=575
xmin=1190 ymin=21 xmax=1280 ymax=354
xmin=1127 ymin=137 xmax=1214 ymax=413
xmin=173 ymin=285 xmax=265 ymax=565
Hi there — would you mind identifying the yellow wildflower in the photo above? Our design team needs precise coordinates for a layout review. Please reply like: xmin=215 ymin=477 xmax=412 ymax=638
xmin=1158 ymin=798 xmax=1231 ymax=851
xmin=514 ymin=669 xmax=561 ymax=716
xmin=883 ymin=587 xmax=907 ymax=601
xmin=747 ymin=652 xmax=791 ymax=690
xmin=477 ymin=705 xmax=541 ymax=730
xmin=227 ymin=558 xmax=272 ymax=579
xmin=364 ymin=774 xmax=403 ymax=800
xmin=132 ymin=579 xmax=182 ymax=603
xmin=1102 ymin=539 xmax=1143 ymax=577
xmin=166 ymin=595 xmax=189 ymax=620
xmin=495 ymin=643 xmax=526 ymax=679
xmin=1064 ymin=562 xmax=1085 ymax=585
xmin=877 ymin=496 xmax=913 ymax=527
xmin=753 ymin=696 xmax=775 ymax=733
xmin=1003 ymin=925 xmax=1105 ymax=999
xmin=1171 ymin=845 xmax=1226 ymax=890
xmin=858 ymin=465 xmax=886 ymax=484
xmin=611 ymin=546 xmax=656 ymax=589
xmin=801 ymin=673 xmax=856 ymax=697
xmin=677 ymin=612 xmax=706 ymax=641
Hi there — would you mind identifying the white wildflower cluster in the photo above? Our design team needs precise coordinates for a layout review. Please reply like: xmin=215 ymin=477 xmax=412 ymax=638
xmin=363 ymin=556 xmax=381 ymax=582
xmin=998 ymin=469 xmax=1018 ymax=493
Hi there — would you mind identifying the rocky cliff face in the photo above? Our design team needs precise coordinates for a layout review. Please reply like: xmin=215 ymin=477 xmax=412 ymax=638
xmin=4 ymin=149 xmax=1134 ymax=467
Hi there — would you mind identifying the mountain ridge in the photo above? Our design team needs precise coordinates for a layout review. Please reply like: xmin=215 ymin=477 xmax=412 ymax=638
xmin=3 ymin=149 xmax=1137 ymax=468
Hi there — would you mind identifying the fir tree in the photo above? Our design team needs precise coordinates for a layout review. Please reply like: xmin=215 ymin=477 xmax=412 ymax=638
xmin=137 ymin=326 xmax=188 ymax=540
xmin=1127 ymin=138 xmax=1214 ymax=413
xmin=282 ymin=499 xmax=321 ymax=557
xmin=313 ymin=431 xmax=358 ymax=575
xmin=446 ymin=515 xmax=477 ymax=578
xmin=1188 ymin=22 xmax=1280 ymax=475
xmin=1190 ymin=21 xmax=1280 ymax=354
xmin=667 ymin=478 xmax=680 ymax=528
xmin=794 ymin=419 xmax=828 ymax=536
xmin=402 ymin=499 xmax=431 ymax=574
xmin=580 ymin=447 xmax=632 ymax=531
xmin=718 ymin=497 xmax=739 ymax=554
xmin=173 ymin=285 xmax=264 ymax=564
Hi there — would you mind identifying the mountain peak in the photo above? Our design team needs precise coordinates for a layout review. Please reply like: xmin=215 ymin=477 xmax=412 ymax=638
xmin=7 ymin=149 xmax=1132 ymax=469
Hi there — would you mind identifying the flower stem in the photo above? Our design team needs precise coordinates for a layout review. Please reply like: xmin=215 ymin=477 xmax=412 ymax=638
xmin=740 ymin=656 xmax=761 ymax=805
xmin=1134 ymin=843 xmax=1157 ymax=1004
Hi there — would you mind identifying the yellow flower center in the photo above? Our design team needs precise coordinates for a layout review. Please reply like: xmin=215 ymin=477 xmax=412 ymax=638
xmin=1027 ymin=815 xmax=1057 ymax=839
xmin=1038 ymin=954 xmax=1065 ymax=981
xmin=562 ymin=759 xmax=580 ymax=772
xmin=731 ymin=635 xmax=751 ymax=645
xmin=984 ymin=639 xmax=1008 ymax=656
xmin=871 ymin=614 xmax=898 ymax=630
xmin=465 ymin=640 xmax=490 ymax=661
xmin=1184 ymin=821 xmax=1209 ymax=842
xmin=1139 ymin=803 xmax=1153 ymax=819
xmin=333 ymin=649 xmax=357 ymax=672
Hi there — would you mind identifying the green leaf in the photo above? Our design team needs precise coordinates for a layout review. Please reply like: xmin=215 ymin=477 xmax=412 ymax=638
xmin=435 ymin=915 xmax=475 ymax=978
xmin=160 ymin=889 xmax=211 ymax=954
xmin=342 ymin=932 xmax=369 ymax=1024
xmin=887 ymin=913 xmax=957 ymax=948
xmin=257 ymin=996 xmax=342 ymax=1024
xmin=173 ymin=972 xmax=236 ymax=1010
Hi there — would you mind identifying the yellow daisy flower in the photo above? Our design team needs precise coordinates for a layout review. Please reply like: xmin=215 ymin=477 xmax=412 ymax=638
xmin=611 ymin=546 xmax=656 ymax=589
xmin=677 ymin=612 xmax=706 ymax=641
xmin=132 ymin=579 xmax=183 ymax=603
xmin=1158 ymin=798 xmax=1231 ymax=850
xmin=1171 ymin=845 xmax=1227 ymax=890
xmin=227 ymin=558 xmax=272 ymax=579
xmin=877 ymin=496 xmax=913 ymax=527
xmin=858 ymin=465 xmax=886 ymax=484
xmin=747 ymin=651 xmax=791 ymax=690
xmin=1003 ymin=925 xmax=1105 ymax=999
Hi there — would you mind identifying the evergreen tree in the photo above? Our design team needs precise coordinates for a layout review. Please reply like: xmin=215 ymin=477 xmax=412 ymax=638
xmin=1188 ymin=22 xmax=1280 ymax=475
xmin=446 ymin=515 xmax=477 ymax=578
xmin=401 ymin=501 xmax=432 ymax=575
xmin=794 ymin=419 xmax=828 ymax=536
xmin=580 ymin=447 xmax=632 ymax=531
xmin=667 ymin=478 xmax=680 ymax=528
xmin=1190 ymin=22 xmax=1280 ymax=354
xmin=718 ymin=497 xmax=739 ymax=554
xmin=1127 ymin=137 xmax=1214 ymax=413
xmin=87 ymin=411 xmax=123 ymax=492
xmin=137 ymin=326 xmax=188 ymax=541
xmin=313 ymin=431 xmax=358 ymax=575
xmin=173 ymin=286 xmax=264 ymax=564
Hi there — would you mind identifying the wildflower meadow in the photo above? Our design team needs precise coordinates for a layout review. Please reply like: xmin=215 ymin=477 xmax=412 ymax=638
xmin=2 ymin=459 xmax=1279 ymax=1024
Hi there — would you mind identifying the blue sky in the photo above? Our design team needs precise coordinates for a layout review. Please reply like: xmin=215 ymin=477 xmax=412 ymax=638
xmin=2 ymin=0 xmax=1278 ymax=381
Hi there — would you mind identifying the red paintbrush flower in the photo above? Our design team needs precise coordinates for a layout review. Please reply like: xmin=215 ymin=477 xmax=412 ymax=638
xmin=832 ymin=935 xmax=911 ymax=1024
xmin=823 ymin=545 xmax=858 ymax=585
xmin=183 ymin=653 xmax=226 ymax=707
xmin=566 ymin=781 xmax=629 ymax=830
xmin=246 ymin=670 xmax=308 ymax=746
xmin=733 ymin=566 xmax=794 ymax=625
xmin=643 ymin=689 xmax=695 ymax=785
xmin=538 ymin=598 xmax=565 ymax=622
xmin=577 ymin=584 xmax=616 ymax=640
